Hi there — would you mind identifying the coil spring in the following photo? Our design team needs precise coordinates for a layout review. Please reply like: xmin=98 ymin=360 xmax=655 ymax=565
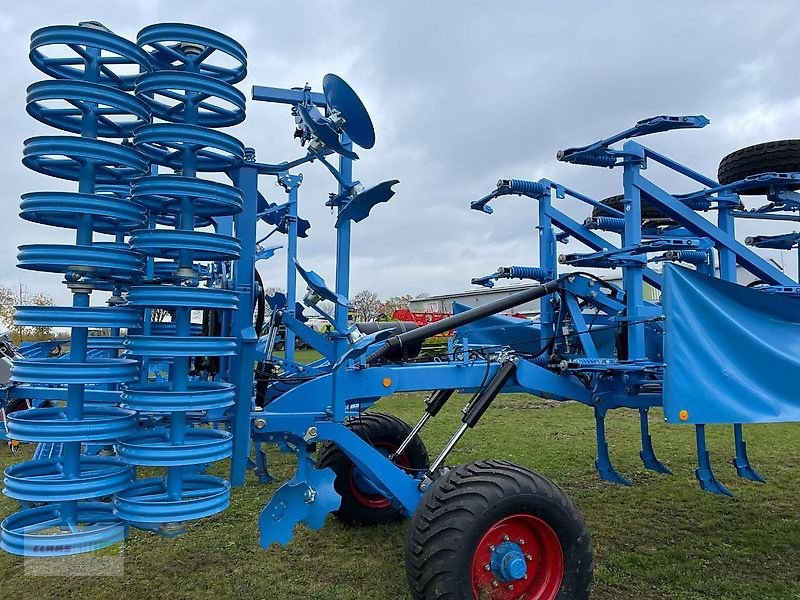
xmin=507 ymin=266 xmax=548 ymax=281
xmin=1 ymin=23 xmax=152 ymax=556
xmin=114 ymin=24 xmax=247 ymax=529
xmin=558 ymin=254 xmax=618 ymax=269
xmin=528 ymin=353 xmax=549 ymax=367
xmin=584 ymin=216 xmax=625 ymax=233
xmin=500 ymin=179 xmax=548 ymax=196
xmin=675 ymin=194 xmax=711 ymax=211
xmin=662 ymin=250 xmax=708 ymax=265
xmin=567 ymin=152 xmax=616 ymax=167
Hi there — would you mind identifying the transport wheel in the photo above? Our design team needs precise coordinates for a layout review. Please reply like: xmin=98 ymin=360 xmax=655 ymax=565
xmin=405 ymin=460 xmax=592 ymax=600
xmin=718 ymin=139 xmax=800 ymax=194
xmin=591 ymin=194 xmax=671 ymax=224
xmin=317 ymin=412 xmax=429 ymax=525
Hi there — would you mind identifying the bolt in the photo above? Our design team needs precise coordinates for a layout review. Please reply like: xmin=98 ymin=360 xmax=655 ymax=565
xmin=503 ymin=534 xmax=510 ymax=541
xmin=492 ymin=581 xmax=499 ymax=588
xmin=523 ymin=574 xmax=528 ymax=580
xmin=307 ymin=426 xmax=318 ymax=438
xmin=484 ymin=564 xmax=491 ymax=571
xmin=508 ymin=584 xmax=514 ymax=591
xmin=254 ymin=418 xmax=266 ymax=429
xmin=304 ymin=487 xmax=317 ymax=503
xmin=526 ymin=554 xmax=532 ymax=561
xmin=489 ymin=544 xmax=496 ymax=552
xmin=519 ymin=539 xmax=525 ymax=545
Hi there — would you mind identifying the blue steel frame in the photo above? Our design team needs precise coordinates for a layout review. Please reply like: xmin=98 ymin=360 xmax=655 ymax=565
xmin=466 ymin=117 xmax=799 ymax=494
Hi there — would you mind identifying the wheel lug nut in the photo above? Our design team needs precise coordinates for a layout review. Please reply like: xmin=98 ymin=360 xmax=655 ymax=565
xmin=526 ymin=554 xmax=532 ymax=560
xmin=484 ymin=564 xmax=490 ymax=571
xmin=492 ymin=581 xmax=499 ymax=588
xmin=508 ymin=584 xmax=514 ymax=591
xmin=503 ymin=534 xmax=510 ymax=541
xmin=489 ymin=544 xmax=495 ymax=551
xmin=519 ymin=538 xmax=525 ymax=545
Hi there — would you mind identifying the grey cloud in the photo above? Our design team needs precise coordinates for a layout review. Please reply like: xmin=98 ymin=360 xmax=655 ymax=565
xmin=2 ymin=1 xmax=799 ymax=306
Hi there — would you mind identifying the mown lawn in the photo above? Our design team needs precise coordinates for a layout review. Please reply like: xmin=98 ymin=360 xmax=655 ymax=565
xmin=1 ymin=393 xmax=798 ymax=599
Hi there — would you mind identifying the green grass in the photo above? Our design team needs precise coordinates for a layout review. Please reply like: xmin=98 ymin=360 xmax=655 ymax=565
xmin=273 ymin=348 xmax=324 ymax=364
xmin=1 ymin=394 xmax=799 ymax=599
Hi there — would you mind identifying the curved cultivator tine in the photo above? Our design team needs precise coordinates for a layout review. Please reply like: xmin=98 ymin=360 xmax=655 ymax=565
xmin=638 ymin=408 xmax=672 ymax=475
xmin=694 ymin=425 xmax=733 ymax=497
xmin=732 ymin=424 xmax=766 ymax=483
xmin=594 ymin=409 xmax=632 ymax=486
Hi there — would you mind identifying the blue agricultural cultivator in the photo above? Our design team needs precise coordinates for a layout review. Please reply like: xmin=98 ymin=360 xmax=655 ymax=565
xmin=2 ymin=20 xmax=800 ymax=600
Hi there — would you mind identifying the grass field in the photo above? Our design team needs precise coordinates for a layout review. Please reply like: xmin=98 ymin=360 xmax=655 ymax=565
xmin=1 ymin=393 xmax=799 ymax=599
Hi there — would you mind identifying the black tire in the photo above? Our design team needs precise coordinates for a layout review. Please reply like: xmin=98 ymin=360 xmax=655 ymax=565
xmin=718 ymin=139 xmax=800 ymax=194
xmin=253 ymin=269 xmax=266 ymax=335
xmin=405 ymin=460 xmax=592 ymax=600
xmin=591 ymin=194 xmax=670 ymax=223
xmin=317 ymin=412 xmax=429 ymax=525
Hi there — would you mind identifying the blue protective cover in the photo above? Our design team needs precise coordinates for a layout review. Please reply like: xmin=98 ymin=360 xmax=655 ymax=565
xmin=453 ymin=302 xmax=542 ymax=353
xmin=663 ymin=264 xmax=800 ymax=424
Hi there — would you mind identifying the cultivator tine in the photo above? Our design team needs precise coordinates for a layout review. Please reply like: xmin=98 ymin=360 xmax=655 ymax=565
xmin=638 ymin=408 xmax=672 ymax=475
xmin=694 ymin=425 xmax=733 ymax=496
xmin=593 ymin=408 xmax=631 ymax=486
xmin=731 ymin=424 xmax=766 ymax=483
xmin=252 ymin=440 xmax=275 ymax=484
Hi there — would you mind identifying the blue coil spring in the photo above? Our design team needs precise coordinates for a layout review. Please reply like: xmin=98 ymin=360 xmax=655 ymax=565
xmin=566 ymin=151 xmax=616 ymax=168
xmin=584 ymin=216 xmax=625 ymax=233
xmin=559 ymin=254 xmax=617 ymax=269
xmin=502 ymin=179 xmax=548 ymax=196
xmin=507 ymin=266 xmax=548 ymax=282
xmin=1 ymin=23 xmax=152 ymax=556
xmin=663 ymin=250 xmax=709 ymax=265
xmin=114 ymin=24 xmax=247 ymax=528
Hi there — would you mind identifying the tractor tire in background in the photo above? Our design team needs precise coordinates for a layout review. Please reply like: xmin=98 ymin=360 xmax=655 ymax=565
xmin=405 ymin=460 xmax=593 ymax=600
xmin=591 ymin=194 xmax=671 ymax=223
xmin=317 ymin=412 xmax=429 ymax=526
xmin=718 ymin=140 xmax=800 ymax=194
xmin=253 ymin=269 xmax=266 ymax=335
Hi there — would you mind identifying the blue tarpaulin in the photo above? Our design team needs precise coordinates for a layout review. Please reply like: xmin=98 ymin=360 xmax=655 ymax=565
xmin=663 ymin=264 xmax=800 ymax=425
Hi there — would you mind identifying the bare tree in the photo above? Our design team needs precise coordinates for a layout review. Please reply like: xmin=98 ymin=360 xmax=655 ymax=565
xmin=350 ymin=289 xmax=382 ymax=322
xmin=380 ymin=294 xmax=414 ymax=318
xmin=0 ymin=282 xmax=56 ymax=343
xmin=317 ymin=299 xmax=335 ymax=317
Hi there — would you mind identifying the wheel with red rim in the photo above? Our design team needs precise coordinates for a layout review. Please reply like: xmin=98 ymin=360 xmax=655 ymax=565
xmin=317 ymin=412 xmax=428 ymax=525
xmin=405 ymin=460 xmax=593 ymax=600
xmin=471 ymin=514 xmax=564 ymax=599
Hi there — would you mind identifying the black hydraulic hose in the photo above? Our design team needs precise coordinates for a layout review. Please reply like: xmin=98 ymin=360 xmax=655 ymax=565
xmin=366 ymin=277 xmax=563 ymax=364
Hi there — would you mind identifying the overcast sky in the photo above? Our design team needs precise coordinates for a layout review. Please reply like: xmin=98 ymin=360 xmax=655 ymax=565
xmin=1 ymin=1 xmax=798 ymax=307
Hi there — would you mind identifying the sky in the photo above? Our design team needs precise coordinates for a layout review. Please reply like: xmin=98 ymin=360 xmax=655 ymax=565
xmin=1 ymin=0 xmax=799 ymax=307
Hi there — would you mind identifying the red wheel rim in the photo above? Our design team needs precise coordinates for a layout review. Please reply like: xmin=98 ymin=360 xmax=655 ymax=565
xmin=471 ymin=514 xmax=564 ymax=600
xmin=348 ymin=442 xmax=411 ymax=509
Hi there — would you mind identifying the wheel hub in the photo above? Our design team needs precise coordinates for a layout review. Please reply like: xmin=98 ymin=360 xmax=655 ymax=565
xmin=471 ymin=513 xmax=564 ymax=599
xmin=491 ymin=541 xmax=528 ymax=582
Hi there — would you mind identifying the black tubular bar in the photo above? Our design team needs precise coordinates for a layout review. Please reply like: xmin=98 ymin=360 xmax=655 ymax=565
xmin=366 ymin=277 xmax=563 ymax=363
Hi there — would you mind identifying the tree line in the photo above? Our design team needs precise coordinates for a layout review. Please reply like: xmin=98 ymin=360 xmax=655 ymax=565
xmin=0 ymin=283 xmax=55 ymax=344
xmin=349 ymin=290 xmax=430 ymax=322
